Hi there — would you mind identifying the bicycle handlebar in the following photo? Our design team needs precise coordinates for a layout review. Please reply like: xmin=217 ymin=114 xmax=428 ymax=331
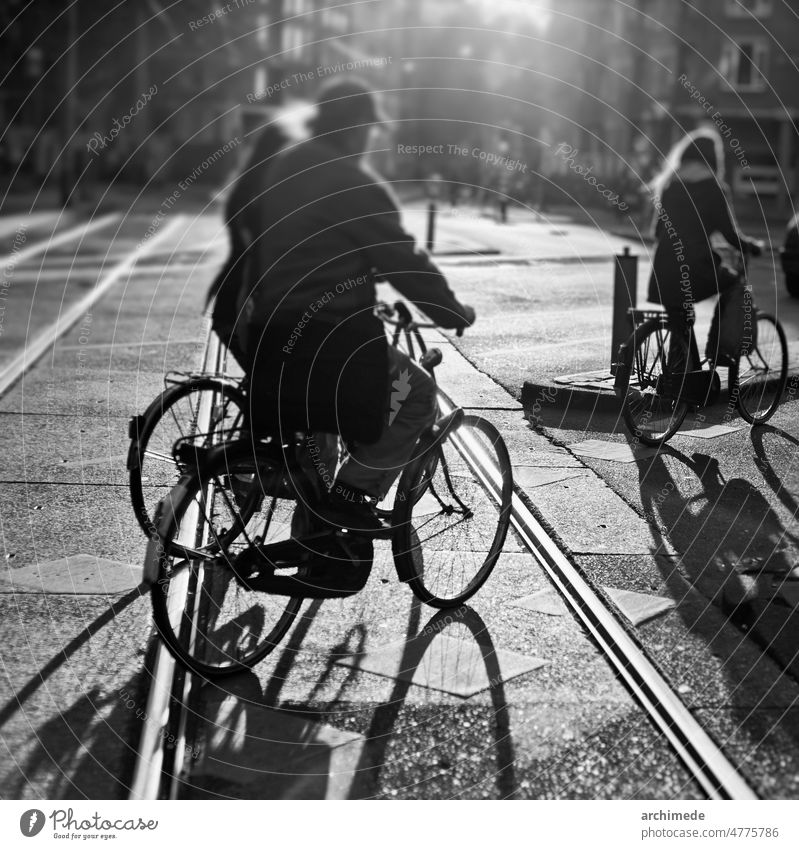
xmin=374 ymin=301 xmax=441 ymax=331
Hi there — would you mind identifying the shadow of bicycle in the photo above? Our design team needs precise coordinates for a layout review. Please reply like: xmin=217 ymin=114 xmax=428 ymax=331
xmin=183 ymin=603 xmax=522 ymax=799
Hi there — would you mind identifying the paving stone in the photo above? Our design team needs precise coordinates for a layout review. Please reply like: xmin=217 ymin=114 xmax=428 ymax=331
xmin=195 ymin=695 xmax=365 ymax=800
xmin=0 ymin=413 xmax=129 ymax=484
xmin=510 ymin=589 xmax=569 ymax=616
xmin=0 ymin=554 xmax=143 ymax=594
xmin=528 ymin=472 xmax=661 ymax=555
xmin=336 ymin=633 xmax=547 ymax=697
xmin=567 ymin=438 xmax=659 ymax=463
xmin=675 ymin=423 xmax=745 ymax=439
xmin=513 ymin=467 xmax=585 ymax=488
xmin=0 ymin=483 xmax=147 ymax=570
xmin=603 ymin=586 xmax=675 ymax=626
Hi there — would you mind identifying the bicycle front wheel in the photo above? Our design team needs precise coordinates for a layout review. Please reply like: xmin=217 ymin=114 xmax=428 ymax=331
xmin=391 ymin=414 xmax=512 ymax=608
xmin=732 ymin=312 xmax=788 ymax=425
xmin=147 ymin=444 xmax=301 ymax=677
xmin=128 ymin=376 xmax=247 ymax=540
xmin=621 ymin=318 xmax=690 ymax=446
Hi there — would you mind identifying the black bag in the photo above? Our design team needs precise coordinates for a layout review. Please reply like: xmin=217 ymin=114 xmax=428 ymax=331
xmin=246 ymin=311 xmax=389 ymax=445
xmin=209 ymin=252 xmax=250 ymax=368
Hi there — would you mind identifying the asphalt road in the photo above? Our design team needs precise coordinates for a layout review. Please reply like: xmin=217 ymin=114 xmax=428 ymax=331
xmin=0 ymin=200 xmax=797 ymax=800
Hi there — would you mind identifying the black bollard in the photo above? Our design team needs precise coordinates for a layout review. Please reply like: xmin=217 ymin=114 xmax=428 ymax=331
xmin=610 ymin=247 xmax=638 ymax=374
xmin=426 ymin=202 xmax=436 ymax=253
xmin=499 ymin=198 xmax=508 ymax=224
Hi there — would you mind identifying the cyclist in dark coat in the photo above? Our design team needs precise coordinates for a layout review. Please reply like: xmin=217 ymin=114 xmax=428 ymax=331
xmin=647 ymin=131 xmax=761 ymax=364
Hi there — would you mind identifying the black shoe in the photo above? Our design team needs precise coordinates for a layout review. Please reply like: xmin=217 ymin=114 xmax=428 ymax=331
xmin=706 ymin=352 xmax=736 ymax=368
xmin=318 ymin=484 xmax=389 ymax=536
xmin=230 ymin=535 xmax=373 ymax=598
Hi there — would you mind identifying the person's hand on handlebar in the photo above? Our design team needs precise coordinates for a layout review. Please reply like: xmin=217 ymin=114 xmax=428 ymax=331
xmin=453 ymin=304 xmax=476 ymax=337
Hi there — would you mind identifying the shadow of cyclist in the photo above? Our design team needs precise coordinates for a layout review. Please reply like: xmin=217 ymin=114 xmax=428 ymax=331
xmin=750 ymin=425 xmax=799 ymax=536
xmin=638 ymin=446 xmax=799 ymax=675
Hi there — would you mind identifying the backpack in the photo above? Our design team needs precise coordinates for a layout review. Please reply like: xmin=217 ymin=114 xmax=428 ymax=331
xmin=207 ymin=123 xmax=289 ymax=365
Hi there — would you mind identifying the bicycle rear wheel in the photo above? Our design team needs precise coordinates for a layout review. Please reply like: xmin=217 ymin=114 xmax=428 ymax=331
xmin=621 ymin=318 xmax=690 ymax=446
xmin=391 ymin=414 xmax=512 ymax=608
xmin=147 ymin=443 xmax=301 ymax=677
xmin=128 ymin=376 xmax=247 ymax=540
xmin=732 ymin=312 xmax=788 ymax=425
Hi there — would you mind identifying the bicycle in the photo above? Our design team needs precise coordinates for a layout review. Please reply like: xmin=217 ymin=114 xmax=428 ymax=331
xmin=141 ymin=304 xmax=513 ymax=677
xmin=614 ymin=248 xmax=789 ymax=446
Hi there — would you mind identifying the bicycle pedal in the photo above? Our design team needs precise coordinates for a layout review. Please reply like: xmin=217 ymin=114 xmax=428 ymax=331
xmin=128 ymin=414 xmax=146 ymax=441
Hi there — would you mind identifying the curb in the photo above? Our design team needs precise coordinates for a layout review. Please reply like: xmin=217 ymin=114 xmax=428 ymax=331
xmin=523 ymin=369 xmax=799 ymax=423
xmin=521 ymin=379 xmax=621 ymax=419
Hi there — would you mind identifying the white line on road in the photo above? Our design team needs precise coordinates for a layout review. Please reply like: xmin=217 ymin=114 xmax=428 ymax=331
xmin=0 ymin=215 xmax=186 ymax=399
xmin=0 ymin=213 xmax=119 ymax=270
xmin=55 ymin=338 xmax=201 ymax=351
xmin=0 ymin=211 xmax=63 ymax=241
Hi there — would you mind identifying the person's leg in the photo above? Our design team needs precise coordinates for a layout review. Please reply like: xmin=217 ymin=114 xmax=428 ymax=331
xmin=298 ymin=432 xmax=340 ymax=495
xmin=336 ymin=346 xmax=437 ymax=499
xmin=705 ymin=265 xmax=745 ymax=363
xmin=665 ymin=306 xmax=693 ymax=373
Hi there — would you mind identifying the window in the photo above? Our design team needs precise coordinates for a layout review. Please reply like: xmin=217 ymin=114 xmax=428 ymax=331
xmin=720 ymin=40 xmax=769 ymax=90
xmin=725 ymin=0 xmax=773 ymax=17
xmin=282 ymin=23 xmax=305 ymax=57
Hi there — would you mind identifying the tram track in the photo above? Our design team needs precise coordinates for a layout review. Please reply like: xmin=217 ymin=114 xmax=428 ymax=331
xmin=129 ymin=327 xmax=222 ymax=800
